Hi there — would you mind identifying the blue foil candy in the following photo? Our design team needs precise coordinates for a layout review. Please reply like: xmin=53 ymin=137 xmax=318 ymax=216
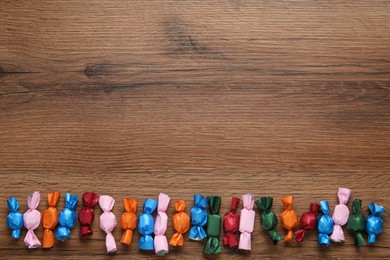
xmin=318 ymin=200 xmax=334 ymax=246
xmin=138 ymin=198 xmax=158 ymax=250
xmin=55 ymin=193 xmax=79 ymax=241
xmin=366 ymin=203 xmax=385 ymax=244
xmin=7 ymin=197 xmax=24 ymax=239
xmin=189 ymin=194 xmax=209 ymax=240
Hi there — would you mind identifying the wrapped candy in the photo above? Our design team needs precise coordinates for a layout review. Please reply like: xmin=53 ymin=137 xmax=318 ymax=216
xmin=366 ymin=202 xmax=385 ymax=244
xmin=330 ymin=187 xmax=351 ymax=242
xmin=7 ymin=197 xmax=24 ymax=239
xmin=42 ymin=192 xmax=60 ymax=248
xmin=280 ymin=195 xmax=298 ymax=242
xmin=347 ymin=199 xmax=365 ymax=246
xmin=169 ymin=200 xmax=190 ymax=246
xmin=120 ymin=198 xmax=138 ymax=245
xmin=223 ymin=197 xmax=240 ymax=248
xmin=154 ymin=193 xmax=171 ymax=256
xmin=56 ymin=193 xmax=79 ymax=241
xmin=78 ymin=192 xmax=99 ymax=237
xmin=99 ymin=195 xmax=117 ymax=253
xmin=203 ymin=196 xmax=222 ymax=254
xmin=238 ymin=194 xmax=255 ymax=250
xmin=255 ymin=197 xmax=282 ymax=245
xmin=318 ymin=200 xmax=334 ymax=246
xmin=138 ymin=198 xmax=158 ymax=250
xmin=189 ymin=194 xmax=209 ymax=240
xmin=23 ymin=191 xmax=41 ymax=248
xmin=295 ymin=203 xmax=319 ymax=242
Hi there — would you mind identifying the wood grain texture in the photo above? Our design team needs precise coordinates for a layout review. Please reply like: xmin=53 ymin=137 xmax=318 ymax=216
xmin=0 ymin=0 xmax=389 ymax=259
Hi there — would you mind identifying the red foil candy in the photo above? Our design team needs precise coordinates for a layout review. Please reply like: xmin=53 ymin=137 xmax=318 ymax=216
xmin=78 ymin=192 xmax=99 ymax=237
xmin=295 ymin=203 xmax=320 ymax=242
xmin=223 ymin=197 xmax=240 ymax=247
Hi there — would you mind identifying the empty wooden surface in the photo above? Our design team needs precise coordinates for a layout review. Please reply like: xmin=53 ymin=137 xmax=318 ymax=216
xmin=0 ymin=0 xmax=389 ymax=259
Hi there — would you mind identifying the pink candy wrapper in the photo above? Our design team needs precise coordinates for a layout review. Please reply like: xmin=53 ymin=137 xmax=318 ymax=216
xmin=23 ymin=191 xmax=41 ymax=249
xmin=330 ymin=187 xmax=351 ymax=242
xmin=99 ymin=195 xmax=117 ymax=253
xmin=154 ymin=193 xmax=171 ymax=256
xmin=238 ymin=193 xmax=255 ymax=250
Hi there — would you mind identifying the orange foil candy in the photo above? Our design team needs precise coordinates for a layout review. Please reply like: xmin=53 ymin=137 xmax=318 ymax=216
xmin=280 ymin=195 xmax=298 ymax=242
xmin=120 ymin=198 xmax=138 ymax=245
xmin=169 ymin=200 xmax=190 ymax=246
xmin=42 ymin=192 xmax=60 ymax=248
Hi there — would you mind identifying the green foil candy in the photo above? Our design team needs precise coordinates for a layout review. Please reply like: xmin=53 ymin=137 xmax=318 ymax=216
xmin=203 ymin=196 xmax=222 ymax=254
xmin=347 ymin=199 xmax=366 ymax=247
xmin=255 ymin=197 xmax=283 ymax=245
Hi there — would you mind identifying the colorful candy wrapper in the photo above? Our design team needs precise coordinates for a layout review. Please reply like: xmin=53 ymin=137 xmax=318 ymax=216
xmin=223 ymin=196 xmax=240 ymax=248
xmin=169 ymin=200 xmax=190 ymax=246
xmin=280 ymin=195 xmax=298 ymax=242
xmin=42 ymin=192 xmax=60 ymax=248
xmin=238 ymin=194 xmax=255 ymax=250
xmin=78 ymin=192 xmax=99 ymax=237
xmin=189 ymin=194 xmax=209 ymax=241
xmin=255 ymin=197 xmax=283 ymax=245
xmin=7 ymin=197 xmax=24 ymax=239
xmin=138 ymin=198 xmax=158 ymax=250
xmin=295 ymin=203 xmax=319 ymax=242
xmin=203 ymin=196 xmax=222 ymax=254
xmin=366 ymin=202 xmax=385 ymax=244
xmin=330 ymin=187 xmax=351 ymax=242
xmin=56 ymin=193 xmax=78 ymax=241
xmin=24 ymin=191 xmax=41 ymax=248
xmin=99 ymin=195 xmax=117 ymax=253
xmin=347 ymin=199 xmax=365 ymax=246
xmin=120 ymin=198 xmax=138 ymax=245
xmin=154 ymin=193 xmax=171 ymax=256
xmin=318 ymin=200 xmax=334 ymax=246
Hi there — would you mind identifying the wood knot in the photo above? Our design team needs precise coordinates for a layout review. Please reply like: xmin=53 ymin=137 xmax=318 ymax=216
xmin=84 ymin=67 xmax=94 ymax=76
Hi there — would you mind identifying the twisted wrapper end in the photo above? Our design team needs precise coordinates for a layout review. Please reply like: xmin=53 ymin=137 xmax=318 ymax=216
xmin=330 ymin=224 xmax=345 ymax=242
xmin=295 ymin=229 xmax=306 ymax=242
xmin=189 ymin=224 xmax=207 ymax=240
xmin=203 ymin=237 xmax=222 ymax=255
xmin=79 ymin=225 xmax=93 ymax=237
xmin=155 ymin=235 xmax=169 ymax=256
xmin=55 ymin=227 xmax=71 ymax=241
xmin=11 ymin=229 xmax=21 ymax=239
xmin=106 ymin=232 xmax=117 ymax=253
xmin=42 ymin=229 xmax=55 ymax=249
xmin=238 ymin=232 xmax=252 ymax=250
xmin=224 ymin=231 xmax=239 ymax=247
xmin=120 ymin=229 xmax=133 ymax=245
xmin=285 ymin=230 xmax=294 ymax=242
xmin=169 ymin=232 xmax=184 ymax=246
xmin=139 ymin=234 xmax=155 ymax=250
xmin=318 ymin=233 xmax=331 ymax=246
xmin=268 ymin=230 xmax=283 ymax=245
xmin=354 ymin=232 xmax=365 ymax=247
xmin=337 ymin=188 xmax=352 ymax=205
xmin=25 ymin=229 xmax=41 ymax=249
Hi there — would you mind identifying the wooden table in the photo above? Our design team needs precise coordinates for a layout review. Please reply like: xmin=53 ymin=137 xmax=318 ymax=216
xmin=1 ymin=1 xmax=389 ymax=259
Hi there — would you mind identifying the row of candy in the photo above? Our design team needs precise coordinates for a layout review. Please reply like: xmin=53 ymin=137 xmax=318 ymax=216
xmin=7 ymin=188 xmax=385 ymax=255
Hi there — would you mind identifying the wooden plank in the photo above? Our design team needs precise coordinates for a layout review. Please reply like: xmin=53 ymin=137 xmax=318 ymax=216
xmin=0 ymin=0 xmax=389 ymax=258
